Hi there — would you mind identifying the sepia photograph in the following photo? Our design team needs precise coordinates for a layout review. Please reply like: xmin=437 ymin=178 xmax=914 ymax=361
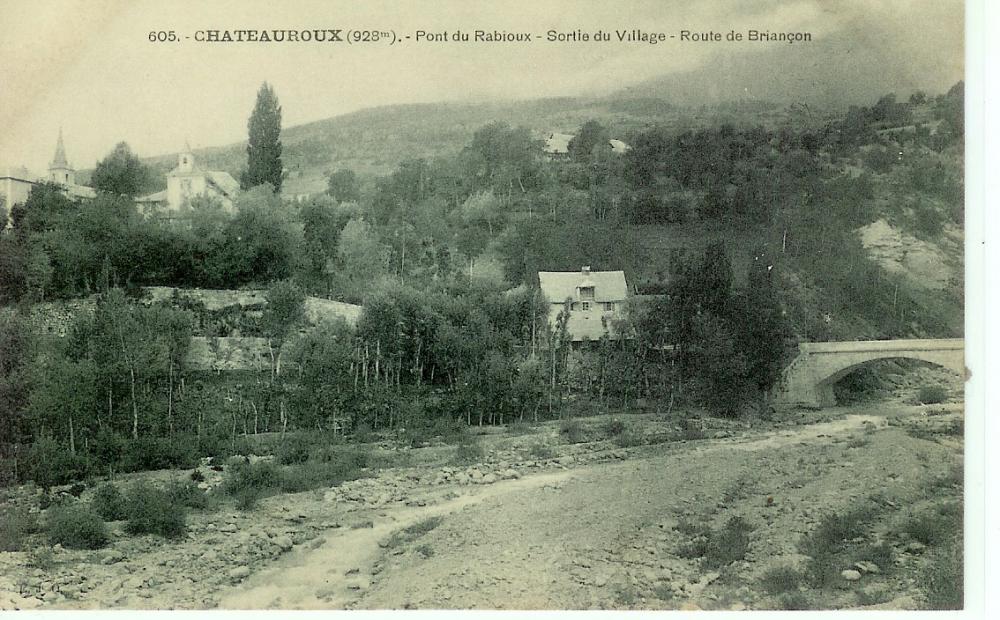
xmin=0 ymin=0 xmax=982 ymax=614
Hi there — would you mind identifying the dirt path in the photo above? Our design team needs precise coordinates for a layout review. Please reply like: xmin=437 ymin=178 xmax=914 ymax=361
xmin=218 ymin=469 xmax=577 ymax=609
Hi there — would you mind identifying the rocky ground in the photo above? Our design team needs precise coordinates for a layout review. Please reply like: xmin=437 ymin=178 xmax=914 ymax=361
xmin=0 ymin=395 xmax=964 ymax=611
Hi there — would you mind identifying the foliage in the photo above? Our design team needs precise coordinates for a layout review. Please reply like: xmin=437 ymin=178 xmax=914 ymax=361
xmin=123 ymin=482 xmax=187 ymax=537
xmin=327 ymin=168 xmax=361 ymax=203
xmin=759 ymin=565 xmax=803 ymax=595
xmin=241 ymin=82 xmax=283 ymax=191
xmin=46 ymin=504 xmax=110 ymax=549
xmin=559 ymin=419 xmax=586 ymax=443
xmin=0 ymin=505 xmax=39 ymax=551
xmin=220 ymin=460 xmax=283 ymax=510
xmin=91 ymin=483 xmax=127 ymax=521
xmin=165 ymin=479 xmax=210 ymax=510
xmin=453 ymin=438 xmax=485 ymax=465
xmin=917 ymin=385 xmax=949 ymax=404
xmin=91 ymin=142 xmax=153 ymax=197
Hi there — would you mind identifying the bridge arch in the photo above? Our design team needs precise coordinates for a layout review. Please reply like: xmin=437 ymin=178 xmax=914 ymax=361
xmin=775 ymin=339 xmax=964 ymax=408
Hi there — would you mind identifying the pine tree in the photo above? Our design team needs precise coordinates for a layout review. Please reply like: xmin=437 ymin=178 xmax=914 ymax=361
xmin=241 ymin=82 xmax=283 ymax=192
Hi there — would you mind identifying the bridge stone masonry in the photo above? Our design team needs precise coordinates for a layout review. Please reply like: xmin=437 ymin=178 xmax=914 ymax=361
xmin=774 ymin=338 xmax=965 ymax=408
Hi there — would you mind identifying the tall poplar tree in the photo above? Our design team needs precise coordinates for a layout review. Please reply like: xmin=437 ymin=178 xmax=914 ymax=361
xmin=241 ymin=82 xmax=283 ymax=192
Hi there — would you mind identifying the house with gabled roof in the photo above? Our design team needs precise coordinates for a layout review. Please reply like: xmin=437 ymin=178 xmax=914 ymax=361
xmin=538 ymin=266 xmax=630 ymax=343
xmin=136 ymin=146 xmax=240 ymax=214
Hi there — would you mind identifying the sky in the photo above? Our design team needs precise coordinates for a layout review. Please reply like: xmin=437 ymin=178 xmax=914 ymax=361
xmin=0 ymin=0 xmax=964 ymax=173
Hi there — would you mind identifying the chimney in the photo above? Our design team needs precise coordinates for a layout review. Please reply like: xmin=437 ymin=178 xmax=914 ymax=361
xmin=581 ymin=265 xmax=591 ymax=276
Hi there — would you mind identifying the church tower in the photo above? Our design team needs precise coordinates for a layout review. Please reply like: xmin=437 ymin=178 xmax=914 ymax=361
xmin=48 ymin=129 xmax=75 ymax=186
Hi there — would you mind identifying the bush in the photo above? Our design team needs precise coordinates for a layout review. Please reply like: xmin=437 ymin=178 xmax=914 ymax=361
xmin=91 ymin=483 xmax=127 ymax=521
xmin=220 ymin=460 xmax=282 ymax=510
xmin=527 ymin=442 xmax=554 ymax=460
xmin=279 ymin=449 xmax=370 ymax=494
xmin=46 ymin=504 xmax=109 ymax=549
xmin=917 ymin=385 xmax=948 ymax=404
xmin=559 ymin=419 xmax=586 ymax=443
xmin=166 ymin=479 xmax=209 ymax=510
xmin=704 ymin=516 xmax=753 ymax=568
xmin=603 ymin=418 xmax=627 ymax=437
xmin=902 ymin=503 xmax=961 ymax=546
xmin=353 ymin=421 xmax=374 ymax=443
xmin=0 ymin=506 xmax=39 ymax=551
xmin=760 ymin=565 xmax=803 ymax=595
xmin=123 ymin=482 xmax=187 ymax=538
xmin=24 ymin=437 xmax=91 ymax=488
xmin=924 ymin=540 xmax=963 ymax=609
xmin=276 ymin=434 xmax=313 ymax=465
xmin=453 ymin=439 xmax=485 ymax=465
xmin=121 ymin=436 xmax=198 ymax=473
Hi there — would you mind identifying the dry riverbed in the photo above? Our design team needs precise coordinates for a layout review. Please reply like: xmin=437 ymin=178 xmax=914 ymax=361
xmin=0 ymin=399 xmax=964 ymax=610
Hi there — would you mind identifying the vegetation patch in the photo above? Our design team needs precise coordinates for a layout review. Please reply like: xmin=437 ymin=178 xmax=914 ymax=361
xmin=917 ymin=385 xmax=949 ymax=404
xmin=453 ymin=438 xmax=485 ymax=465
xmin=123 ymin=482 xmax=187 ymax=538
xmin=46 ymin=504 xmax=110 ymax=549
xmin=384 ymin=516 xmax=443 ymax=550
xmin=559 ymin=419 xmax=587 ymax=444
xmin=677 ymin=516 xmax=754 ymax=569
xmin=0 ymin=505 xmax=39 ymax=552
xmin=759 ymin=565 xmax=803 ymax=595
xmin=91 ymin=482 xmax=127 ymax=521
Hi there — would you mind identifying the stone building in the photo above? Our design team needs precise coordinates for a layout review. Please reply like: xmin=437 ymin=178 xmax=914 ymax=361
xmin=136 ymin=146 xmax=240 ymax=214
xmin=1 ymin=131 xmax=96 ymax=226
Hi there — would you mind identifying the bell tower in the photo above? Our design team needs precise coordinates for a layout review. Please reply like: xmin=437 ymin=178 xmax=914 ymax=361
xmin=48 ymin=129 xmax=75 ymax=186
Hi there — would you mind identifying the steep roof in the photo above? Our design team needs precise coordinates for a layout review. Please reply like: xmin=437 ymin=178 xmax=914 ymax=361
xmin=205 ymin=170 xmax=240 ymax=197
xmin=50 ymin=130 xmax=69 ymax=169
xmin=543 ymin=132 xmax=574 ymax=154
xmin=538 ymin=270 xmax=629 ymax=303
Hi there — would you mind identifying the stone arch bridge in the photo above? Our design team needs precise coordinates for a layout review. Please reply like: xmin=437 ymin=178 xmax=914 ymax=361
xmin=774 ymin=338 xmax=964 ymax=408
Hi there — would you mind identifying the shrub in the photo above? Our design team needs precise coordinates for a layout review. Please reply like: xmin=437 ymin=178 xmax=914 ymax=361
xmin=278 ymin=450 xmax=370 ymax=494
xmin=91 ymin=483 xmax=127 ymax=521
xmin=0 ymin=506 xmax=39 ymax=552
xmin=528 ymin=442 xmax=554 ymax=460
xmin=121 ymin=436 xmax=198 ymax=473
xmin=924 ymin=540 xmax=963 ymax=609
xmin=902 ymin=503 xmax=961 ymax=546
xmin=704 ymin=516 xmax=754 ymax=568
xmin=453 ymin=439 xmax=485 ymax=465
xmin=276 ymin=434 xmax=313 ymax=465
xmin=559 ymin=419 xmax=586 ymax=443
xmin=603 ymin=418 xmax=627 ymax=437
xmin=190 ymin=469 xmax=205 ymax=482
xmin=801 ymin=504 xmax=879 ymax=559
xmin=46 ymin=504 xmax=109 ymax=549
xmin=384 ymin=516 xmax=442 ymax=549
xmin=123 ymin=482 xmax=187 ymax=538
xmin=24 ymin=437 xmax=90 ymax=488
xmin=166 ymin=479 xmax=209 ymax=510
xmin=613 ymin=426 xmax=646 ymax=448
xmin=917 ymin=385 xmax=948 ymax=404
xmin=353 ymin=421 xmax=374 ymax=443
xmin=220 ymin=460 xmax=283 ymax=510
xmin=779 ymin=592 xmax=810 ymax=610
xmin=760 ymin=565 xmax=803 ymax=595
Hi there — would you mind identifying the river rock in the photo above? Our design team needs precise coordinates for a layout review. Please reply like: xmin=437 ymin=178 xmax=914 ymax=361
xmin=855 ymin=560 xmax=881 ymax=574
xmin=228 ymin=566 xmax=251 ymax=581
xmin=841 ymin=569 xmax=863 ymax=581
xmin=273 ymin=536 xmax=294 ymax=551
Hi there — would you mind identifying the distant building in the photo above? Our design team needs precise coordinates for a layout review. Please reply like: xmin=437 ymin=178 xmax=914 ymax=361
xmin=538 ymin=266 xmax=630 ymax=343
xmin=540 ymin=132 xmax=630 ymax=160
xmin=542 ymin=132 xmax=574 ymax=159
xmin=136 ymin=147 xmax=240 ymax=214
xmin=1 ymin=130 xmax=95 ymax=227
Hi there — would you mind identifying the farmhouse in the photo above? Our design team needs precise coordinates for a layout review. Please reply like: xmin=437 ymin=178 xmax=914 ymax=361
xmin=1 ymin=131 xmax=96 ymax=226
xmin=538 ymin=266 xmax=630 ymax=343
xmin=136 ymin=146 xmax=240 ymax=214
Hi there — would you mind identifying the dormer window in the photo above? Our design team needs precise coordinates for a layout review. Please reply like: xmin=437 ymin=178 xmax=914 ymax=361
xmin=579 ymin=286 xmax=595 ymax=300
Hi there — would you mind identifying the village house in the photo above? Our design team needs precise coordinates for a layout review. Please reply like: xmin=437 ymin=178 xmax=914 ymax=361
xmin=538 ymin=266 xmax=630 ymax=343
xmin=540 ymin=132 xmax=631 ymax=160
xmin=136 ymin=146 xmax=240 ymax=214
xmin=1 ymin=131 xmax=96 ymax=226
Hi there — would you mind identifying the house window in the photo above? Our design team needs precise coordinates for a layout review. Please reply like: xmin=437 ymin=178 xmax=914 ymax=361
xmin=581 ymin=301 xmax=591 ymax=311
xmin=580 ymin=286 xmax=595 ymax=300
xmin=603 ymin=302 xmax=614 ymax=311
